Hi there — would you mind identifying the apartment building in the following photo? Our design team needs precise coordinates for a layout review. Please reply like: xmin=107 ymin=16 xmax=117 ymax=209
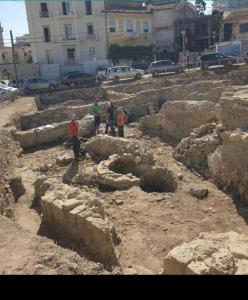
xmin=103 ymin=7 xmax=153 ymax=48
xmin=213 ymin=0 xmax=248 ymax=11
xmin=25 ymin=0 xmax=108 ymax=79
xmin=152 ymin=1 xmax=196 ymax=60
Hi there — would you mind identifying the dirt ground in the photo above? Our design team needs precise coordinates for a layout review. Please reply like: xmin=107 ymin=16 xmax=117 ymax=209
xmin=1 ymin=76 xmax=248 ymax=275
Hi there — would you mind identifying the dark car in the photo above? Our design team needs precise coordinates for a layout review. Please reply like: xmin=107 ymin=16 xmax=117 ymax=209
xmin=22 ymin=77 xmax=57 ymax=94
xmin=60 ymin=72 xmax=99 ymax=87
xmin=199 ymin=52 xmax=236 ymax=69
xmin=148 ymin=60 xmax=184 ymax=77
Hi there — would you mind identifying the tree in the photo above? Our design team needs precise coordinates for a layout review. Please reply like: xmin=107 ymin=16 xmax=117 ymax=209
xmin=195 ymin=0 xmax=206 ymax=15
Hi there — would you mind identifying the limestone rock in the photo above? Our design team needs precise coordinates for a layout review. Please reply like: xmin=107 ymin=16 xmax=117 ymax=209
xmin=85 ymin=135 xmax=153 ymax=164
xmin=163 ymin=231 xmax=248 ymax=275
xmin=56 ymin=154 xmax=73 ymax=166
xmin=38 ymin=178 xmax=118 ymax=264
xmin=189 ymin=186 xmax=209 ymax=199
xmin=141 ymin=101 xmax=217 ymax=141
xmin=75 ymin=167 xmax=98 ymax=186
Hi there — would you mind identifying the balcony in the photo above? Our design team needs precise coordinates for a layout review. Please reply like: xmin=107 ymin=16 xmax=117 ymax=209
xmin=39 ymin=10 xmax=50 ymax=18
xmin=124 ymin=32 xmax=140 ymax=39
xmin=59 ymin=11 xmax=75 ymax=17
xmin=62 ymin=34 xmax=76 ymax=41
xmin=80 ymin=33 xmax=101 ymax=42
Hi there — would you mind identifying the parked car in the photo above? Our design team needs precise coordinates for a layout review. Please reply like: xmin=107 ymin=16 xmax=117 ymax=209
xmin=60 ymin=72 xmax=99 ymax=87
xmin=148 ymin=60 xmax=184 ymax=77
xmin=96 ymin=65 xmax=109 ymax=81
xmin=132 ymin=62 xmax=151 ymax=74
xmin=0 ymin=83 xmax=18 ymax=101
xmin=198 ymin=53 xmax=236 ymax=69
xmin=9 ymin=79 xmax=24 ymax=88
xmin=106 ymin=66 xmax=144 ymax=83
xmin=22 ymin=77 xmax=57 ymax=94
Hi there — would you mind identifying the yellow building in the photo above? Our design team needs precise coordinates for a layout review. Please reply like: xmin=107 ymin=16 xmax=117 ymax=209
xmin=222 ymin=9 xmax=248 ymax=41
xmin=103 ymin=9 xmax=153 ymax=47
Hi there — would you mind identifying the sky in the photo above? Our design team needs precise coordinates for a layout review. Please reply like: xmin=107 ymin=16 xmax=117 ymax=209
xmin=0 ymin=0 xmax=213 ymax=46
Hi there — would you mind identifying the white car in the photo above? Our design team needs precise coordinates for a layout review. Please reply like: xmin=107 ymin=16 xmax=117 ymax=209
xmin=106 ymin=66 xmax=144 ymax=83
xmin=0 ymin=83 xmax=18 ymax=94
xmin=0 ymin=83 xmax=18 ymax=101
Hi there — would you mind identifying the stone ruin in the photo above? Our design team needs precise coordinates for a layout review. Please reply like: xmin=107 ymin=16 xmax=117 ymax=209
xmin=34 ymin=176 xmax=119 ymax=264
xmin=163 ymin=231 xmax=248 ymax=275
xmin=7 ymin=65 xmax=248 ymax=274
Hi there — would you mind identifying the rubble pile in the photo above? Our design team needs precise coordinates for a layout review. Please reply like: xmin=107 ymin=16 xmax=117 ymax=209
xmin=163 ymin=231 xmax=248 ymax=275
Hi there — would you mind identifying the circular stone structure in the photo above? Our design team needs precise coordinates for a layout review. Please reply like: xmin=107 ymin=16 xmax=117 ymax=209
xmin=97 ymin=154 xmax=140 ymax=191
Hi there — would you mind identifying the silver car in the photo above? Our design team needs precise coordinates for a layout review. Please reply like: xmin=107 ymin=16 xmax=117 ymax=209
xmin=149 ymin=60 xmax=184 ymax=77
xmin=22 ymin=77 xmax=56 ymax=94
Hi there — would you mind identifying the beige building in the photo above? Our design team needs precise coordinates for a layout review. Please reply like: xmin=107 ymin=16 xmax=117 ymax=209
xmin=0 ymin=23 xmax=34 ymax=80
xmin=152 ymin=1 xmax=197 ymax=60
xmin=25 ymin=0 xmax=108 ymax=79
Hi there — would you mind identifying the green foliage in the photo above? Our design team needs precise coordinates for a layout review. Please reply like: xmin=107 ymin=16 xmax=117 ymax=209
xmin=195 ymin=0 xmax=206 ymax=15
xmin=108 ymin=44 xmax=154 ymax=64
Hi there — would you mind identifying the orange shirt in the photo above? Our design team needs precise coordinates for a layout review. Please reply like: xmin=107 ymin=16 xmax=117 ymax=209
xmin=68 ymin=120 xmax=79 ymax=137
xmin=117 ymin=112 xmax=127 ymax=126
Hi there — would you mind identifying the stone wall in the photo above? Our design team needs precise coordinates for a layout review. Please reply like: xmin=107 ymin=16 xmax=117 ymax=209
xmin=35 ymin=178 xmax=119 ymax=264
xmin=208 ymin=131 xmax=248 ymax=203
xmin=20 ymin=80 xmax=229 ymax=131
xmin=14 ymin=115 xmax=95 ymax=149
xmin=35 ymin=87 xmax=108 ymax=110
xmin=219 ymin=91 xmax=248 ymax=131
xmin=141 ymin=100 xmax=218 ymax=142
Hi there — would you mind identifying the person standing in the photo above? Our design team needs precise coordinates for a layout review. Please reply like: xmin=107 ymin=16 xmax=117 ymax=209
xmin=92 ymin=99 xmax=101 ymax=134
xmin=68 ymin=114 xmax=81 ymax=161
xmin=105 ymin=101 xmax=116 ymax=136
xmin=116 ymin=107 xmax=127 ymax=138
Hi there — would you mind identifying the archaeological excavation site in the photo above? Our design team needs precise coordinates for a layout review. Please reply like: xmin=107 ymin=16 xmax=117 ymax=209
xmin=2 ymin=66 xmax=248 ymax=275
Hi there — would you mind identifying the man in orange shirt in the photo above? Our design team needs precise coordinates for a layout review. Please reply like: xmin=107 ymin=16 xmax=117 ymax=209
xmin=116 ymin=107 xmax=127 ymax=138
xmin=68 ymin=114 xmax=81 ymax=161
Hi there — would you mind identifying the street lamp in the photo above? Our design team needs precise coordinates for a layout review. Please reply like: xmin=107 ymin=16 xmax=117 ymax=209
xmin=181 ymin=30 xmax=186 ymax=68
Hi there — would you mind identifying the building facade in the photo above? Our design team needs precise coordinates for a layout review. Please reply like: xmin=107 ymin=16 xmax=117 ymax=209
xmin=25 ymin=0 xmax=108 ymax=79
xmin=152 ymin=1 xmax=197 ymax=60
xmin=213 ymin=0 xmax=248 ymax=12
xmin=0 ymin=23 xmax=35 ymax=80
xmin=104 ymin=9 xmax=153 ymax=48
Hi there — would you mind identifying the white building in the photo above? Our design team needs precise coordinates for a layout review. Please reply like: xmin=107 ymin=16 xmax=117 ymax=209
xmin=213 ymin=0 xmax=248 ymax=11
xmin=25 ymin=0 xmax=108 ymax=79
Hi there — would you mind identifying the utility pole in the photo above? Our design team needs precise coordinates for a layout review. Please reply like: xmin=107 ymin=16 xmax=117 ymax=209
xmin=10 ymin=30 xmax=18 ymax=81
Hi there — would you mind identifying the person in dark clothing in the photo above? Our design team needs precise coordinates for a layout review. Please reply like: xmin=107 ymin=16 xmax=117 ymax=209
xmin=68 ymin=114 xmax=81 ymax=161
xmin=92 ymin=99 xmax=101 ymax=134
xmin=105 ymin=101 xmax=116 ymax=136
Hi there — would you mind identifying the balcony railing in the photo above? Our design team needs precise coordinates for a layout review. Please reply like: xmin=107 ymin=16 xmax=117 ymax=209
xmin=124 ymin=32 xmax=140 ymax=39
xmin=60 ymin=11 xmax=74 ymax=16
xmin=62 ymin=34 xmax=76 ymax=41
xmin=40 ymin=10 xmax=50 ymax=18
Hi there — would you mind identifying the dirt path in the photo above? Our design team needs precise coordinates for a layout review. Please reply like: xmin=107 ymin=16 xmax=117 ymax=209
xmin=0 ymin=96 xmax=37 ymax=128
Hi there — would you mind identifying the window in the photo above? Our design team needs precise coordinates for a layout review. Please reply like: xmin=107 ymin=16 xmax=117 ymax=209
xmin=46 ymin=50 xmax=54 ymax=64
xmin=43 ymin=26 xmax=51 ymax=42
xmin=85 ymin=0 xmax=92 ymax=15
xmin=126 ymin=20 xmax=134 ymax=32
xmin=40 ymin=3 xmax=48 ymax=11
xmin=64 ymin=24 xmax=73 ymax=40
xmin=89 ymin=47 xmax=96 ymax=61
xmin=67 ymin=48 xmax=75 ymax=63
xmin=87 ymin=24 xmax=94 ymax=35
xmin=240 ymin=23 xmax=248 ymax=33
xmin=109 ymin=20 xmax=116 ymax=33
xmin=40 ymin=3 xmax=49 ymax=17
xmin=143 ymin=21 xmax=149 ymax=33
xmin=62 ymin=2 xmax=70 ymax=15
